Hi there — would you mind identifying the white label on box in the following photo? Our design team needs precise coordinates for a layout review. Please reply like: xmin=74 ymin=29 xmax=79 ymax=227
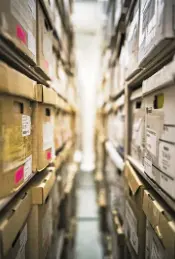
xmin=28 ymin=30 xmax=36 ymax=56
xmin=144 ymin=156 xmax=153 ymax=178
xmin=160 ymin=173 xmax=175 ymax=199
xmin=22 ymin=115 xmax=31 ymax=137
xmin=125 ymin=201 xmax=138 ymax=254
xmin=146 ymin=129 xmax=157 ymax=156
xmin=159 ymin=142 xmax=175 ymax=178
xmin=24 ymin=155 xmax=32 ymax=182
xmin=28 ymin=0 xmax=36 ymax=20
xmin=43 ymin=122 xmax=54 ymax=151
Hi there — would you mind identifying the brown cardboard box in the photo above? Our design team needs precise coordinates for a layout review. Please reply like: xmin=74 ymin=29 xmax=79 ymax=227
xmin=0 ymin=62 xmax=36 ymax=198
xmin=124 ymin=161 xmax=146 ymax=258
xmin=0 ymin=0 xmax=36 ymax=64
xmin=33 ymin=85 xmax=58 ymax=172
xmin=0 ymin=191 xmax=31 ymax=259
xmin=26 ymin=169 xmax=55 ymax=259
xmin=37 ymin=1 xmax=52 ymax=78
xmin=143 ymin=190 xmax=175 ymax=259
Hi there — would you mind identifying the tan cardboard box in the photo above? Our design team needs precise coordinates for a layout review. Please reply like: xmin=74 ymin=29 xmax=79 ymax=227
xmin=33 ymin=85 xmax=58 ymax=172
xmin=0 ymin=62 xmax=36 ymax=198
xmin=37 ymin=1 xmax=52 ymax=78
xmin=130 ymin=88 xmax=145 ymax=166
xmin=124 ymin=161 xmax=146 ymax=258
xmin=143 ymin=190 xmax=175 ymax=258
xmin=144 ymin=83 xmax=175 ymax=199
xmin=26 ymin=170 xmax=55 ymax=259
xmin=0 ymin=0 xmax=36 ymax=64
xmin=0 ymin=191 xmax=31 ymax=259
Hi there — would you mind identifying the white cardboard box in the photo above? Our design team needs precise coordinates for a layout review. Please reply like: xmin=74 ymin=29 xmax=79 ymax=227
xmin=139 ymin=0 xmax=175 ymax=67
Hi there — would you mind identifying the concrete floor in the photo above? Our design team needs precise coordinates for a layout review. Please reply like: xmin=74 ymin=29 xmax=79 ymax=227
xmin=75 ymin=171 xmax=103 ymax=259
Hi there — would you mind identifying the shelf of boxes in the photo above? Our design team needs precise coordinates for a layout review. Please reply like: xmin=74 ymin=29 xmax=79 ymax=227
xmin=96 ymin=0 xmax=175 ymax=258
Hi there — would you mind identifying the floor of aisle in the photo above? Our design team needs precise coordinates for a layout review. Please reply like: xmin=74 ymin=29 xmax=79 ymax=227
xmin=75 ymin=171 xmax=103 ymax=259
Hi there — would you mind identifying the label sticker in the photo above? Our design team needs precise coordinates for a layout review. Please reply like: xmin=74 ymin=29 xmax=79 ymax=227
xmin=15 ymin=166 xmax=24 ymax=184
xmin=146 ymin=129 xmax=157 ymax=156
xmin=125 ymin=201 xmax=138 ymax=254
xmin=43 ymin=122 xmax=54 ymax=151
xmin=22 ymin=115 xmax=31 ymax=137
xmin=158 ymin=142 xmax=175 ymax=178
xmin=16 ymin=25 xmax=27 ymax=44
xmin=28 ymin=30 xmax=36 ymax=56
xmin=24 ymin=155 xmax=32 ymax=182
xmin=144 ymin=156 xmax=152 ymax=178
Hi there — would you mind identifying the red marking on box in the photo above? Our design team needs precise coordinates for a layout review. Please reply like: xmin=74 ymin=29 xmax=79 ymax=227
xmin=46 ymin=151 xmax=52 ymax=160
xmin=44 ymin=60 xmax=49 ymax=69
xmin=15 ymin=166 xmax=24 ymax=184
xmin=16 ymin=25 xmax=27 ymax=44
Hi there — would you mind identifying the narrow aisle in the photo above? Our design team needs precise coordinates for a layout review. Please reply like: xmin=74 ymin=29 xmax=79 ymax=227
xmin=75 ymin=171 xmax=103 ymax=259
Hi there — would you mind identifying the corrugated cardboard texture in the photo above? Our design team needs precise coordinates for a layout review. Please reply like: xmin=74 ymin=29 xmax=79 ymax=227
xmin=31 ymin=170 xmax=55 ymax=205
xmin=0 ymin=62 xmax=36 ymax=100
xmin=0 ymin=0 xmax=36 ymax=63
xmin=143 ymin=190 xmax=175 ymax=258
xmin=0 ymin=191 xmax=31 ymax=257
xmin=0 ymin=95 xmax=33 ymax=198
xmin=124 ymin=161 xmax=146 ymax=259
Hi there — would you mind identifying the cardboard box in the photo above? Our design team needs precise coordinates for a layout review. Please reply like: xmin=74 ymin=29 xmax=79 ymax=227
xmin=130 ymin=88 xmax=145 ymax=166
xmin=144 ymin=83 xmax=175 ymax=199
xmin=0 ymin=191 xmax=31 ymax=259
xmin=124 ymin=161 xmax=146 ymax=258
xmin=143 ymin=190 xmax=175 ymax=258
xmin=139 ymin=0 xmax=175 ymax=67
xmin=26 ymin=169 xmax=55 ymax=259
xmin=113 ymin=95 xmax=125 ymax=151
xmin=0 ymin=62 xmax=36 ymax=198
xmin=37 ymin=1 xmax=52 ymax=78
xmin=33 ymin=85 xmax=58 ymax=172
xmin=125 ymin=0 xmax=140 ymax=79
xmin=0 ymin=0 xmax=36 ymax=64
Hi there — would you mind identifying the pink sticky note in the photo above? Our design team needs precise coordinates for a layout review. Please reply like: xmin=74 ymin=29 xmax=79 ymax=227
xmin=15 ymin=166 xmax=24 ymax=184
xmin=16 ymin=25 xmax=27 ymax=44
xmin=46 ymin=151 xmax=52 ymax=160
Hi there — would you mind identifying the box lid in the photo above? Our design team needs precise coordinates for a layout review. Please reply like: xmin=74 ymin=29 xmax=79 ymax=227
xmin=31 ymin=170 xmax=55 ymax=205
xmin=0 ymin=191 xmax=31 ymax=256
xmin=143 ymin=190 xmax=175 ymax=251
xmin=0 ymin=62 xmax=36 ymax=100
xmin=125 ymin=161 xmax=143 ymax=195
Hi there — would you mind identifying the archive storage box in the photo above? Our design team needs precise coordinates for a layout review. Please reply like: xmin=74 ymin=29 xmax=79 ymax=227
xmin=125 ymin=0 xmax=140 ymax=79
xmin=0 ymin=191 xmax=31 ymax=259
xmin=139 ymin=0 xmax=175 ymax=67
xmin=130 ymin=88 xmax=145 ymax=166
xmin=33 ymin=85 xmax=57 ymax=172
xmin=26 ymin=169 xmax=55 ymax=259
xmin=0 ymin=0 xmax=37 ymax=64
xmin=124 ymin=161 xmax=146 ymax=259
xmin=0 ymin=62 xmax=36 ymax=198
xmin=143 ymin=190 xmax=175 ymax=258
xmin=143 ymin=66 xmax=175 ymax=199
xmin=37 ymin=1 xmax=52 ymax=78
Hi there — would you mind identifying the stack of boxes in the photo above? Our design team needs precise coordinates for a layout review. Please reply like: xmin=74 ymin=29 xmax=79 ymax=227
xmin=97 ymin=0 xmax=175 ymax=258
xmin=0 ymin=0 xmax=77 ymax=258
